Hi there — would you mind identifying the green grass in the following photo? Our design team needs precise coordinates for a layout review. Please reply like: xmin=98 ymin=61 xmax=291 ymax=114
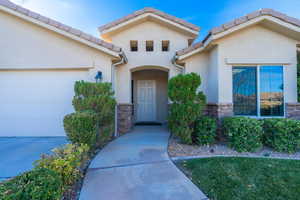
xmin=179 ymin=157 xmax=300 ymax=200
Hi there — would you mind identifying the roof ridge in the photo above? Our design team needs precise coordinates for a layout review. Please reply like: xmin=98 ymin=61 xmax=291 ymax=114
xmin=177 ymin=8 xmax=300 ymax=57
xmin=0 ymin=0 xmax=122 ymax=54
xmin=98 ymin=7 xmax=200 ymax=33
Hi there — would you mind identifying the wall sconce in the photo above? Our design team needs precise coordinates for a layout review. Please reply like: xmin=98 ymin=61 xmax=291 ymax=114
xmin=95 ymin=71 xmax=102 ymax=83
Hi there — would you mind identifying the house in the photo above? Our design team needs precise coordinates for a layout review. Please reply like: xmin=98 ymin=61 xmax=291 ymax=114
xmin=0 ymin=0 xmax=300 ymax=137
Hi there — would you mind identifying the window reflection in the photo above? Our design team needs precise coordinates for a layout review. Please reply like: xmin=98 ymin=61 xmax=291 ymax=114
xmin=233 ymin=67 xmax=257 ymax=115
xmin=232 ymin=66 xmax=284 ymax=117
xmin=260 ymin=66 xmax=284 ymax=116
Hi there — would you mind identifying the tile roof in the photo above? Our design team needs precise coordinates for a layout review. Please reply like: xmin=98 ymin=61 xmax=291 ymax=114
xmin=0 ymin=0 xmax=122 ymax=54
xmin=176 ymin=42 xmax=203 ymax=57
xmin=176 ymin=8 xmax=300 ymax=57
xmin=98 ymin=7 xmax=200 ymax=33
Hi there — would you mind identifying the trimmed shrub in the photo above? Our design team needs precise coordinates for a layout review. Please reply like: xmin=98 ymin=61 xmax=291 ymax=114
xmin=262 ymin=118 xmax=300 ymax=153
xmin=168 ymin=73 xmax=206 ymax=144
xmin=72 ymin=81 xmax=116 ymax=125
xmin=64 ymin=81 xmax=116 ymax=148
xmin=223 ymin=117 xmax=263 ymax=152
xmin=0 ymin=168 xmax=63 ymax=200
xmin=194 ymin=116 xmax=217 ymax=145
xmin=64 ymin=110 xmax=99 ymax=147
xmin=35 ymin=143 xmax=89 ymax=188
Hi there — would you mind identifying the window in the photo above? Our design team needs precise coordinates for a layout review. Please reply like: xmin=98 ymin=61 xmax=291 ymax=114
xmin=162 ymin=40 xmax=169 ymax=51
xmin=146 ymin=40 xmax=154 ymax=51
xmin=130 ymin=40 xmax=138 ymax=51
xmin=188 ymin=39 xmax=193 ymax=46
xmin=232 ymin=66 xmax=284 ymax=117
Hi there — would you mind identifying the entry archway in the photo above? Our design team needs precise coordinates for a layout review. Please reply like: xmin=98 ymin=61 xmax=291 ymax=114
xmin=131 ymin=66 xmax=169 ymax=124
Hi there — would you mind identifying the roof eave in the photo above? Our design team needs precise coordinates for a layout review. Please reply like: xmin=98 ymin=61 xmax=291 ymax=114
xmin=0 ymin=1 xmax=122 ymax=58
xmin=98 ymin=9 xmax=200 ymax=37
xmin=177 ymin=14 xmax=300 ymax=60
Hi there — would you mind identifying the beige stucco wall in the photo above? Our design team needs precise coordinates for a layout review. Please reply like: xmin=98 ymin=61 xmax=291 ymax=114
xmin=216 ymin=25 xmax=298 ymax=103
xmin=132 ymin=70 xmax=168 ymax=123
xmin=107 ymin=21 xmax=192 ymax=103
xmin=0 ymin=10 xmax=113 ymax=81
xmin=184 ymin=52 xmax=210 ymax=100
xmin=184 ymin=24 xmax=299 ymax=104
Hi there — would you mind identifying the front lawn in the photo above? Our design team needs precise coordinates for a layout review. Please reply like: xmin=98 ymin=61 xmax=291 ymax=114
xmin=178 ymin=157 xmax=300 ymax=200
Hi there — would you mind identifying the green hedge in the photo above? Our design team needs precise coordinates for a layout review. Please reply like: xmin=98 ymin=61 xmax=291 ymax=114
xmin=0 ymin=168 xmax=63 ymax=200
xmin=168 ymin=73 xmax=206 ymax=144
xmin=262 ymin=118 xmax=300 ymax=153
xmin=223 ymin=117 xmax=263 ymax=152
xmin=194 ymin=116 xmax=217 ymax=145
xmin=64 ymin=111 xmax=99 ymax=147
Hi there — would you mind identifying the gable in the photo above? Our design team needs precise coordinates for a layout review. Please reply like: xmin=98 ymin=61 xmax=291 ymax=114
xmin=99 ymin=7 xmax=199 ymax=41
xmin=106 ymin=20 xmax=193 ymax=51
xmin=217 ymin=24 xmax=298 ymax=62
xmin=177 ymin=9 xmax=300 ymax=60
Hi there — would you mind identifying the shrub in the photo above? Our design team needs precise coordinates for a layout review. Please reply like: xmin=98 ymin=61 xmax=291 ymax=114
xmin=72 ymin=81 xmax=116 ymax=125
xmin=262 ymin=118 xmax=300 ymax=153
xmin=34 ymin=143 xmax=89 ymax=189
xmin=168 ymin=73 xmax=206 ymax=144
xmin=194 ymin=116 xmax=217 ymax=145
xmin=64 ymin=110 xmax=99 ymax=147
xmin=64 ymin=81 xmax=116 ymax=148
xmin=0 ymin=168 xmax=63 ymax=200
xmin=223 ymin=117 xmax=263 ymax=152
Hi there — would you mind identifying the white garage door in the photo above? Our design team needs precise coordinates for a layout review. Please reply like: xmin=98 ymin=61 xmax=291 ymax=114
xmin=0 ymin=70 xmax=89 ymax=136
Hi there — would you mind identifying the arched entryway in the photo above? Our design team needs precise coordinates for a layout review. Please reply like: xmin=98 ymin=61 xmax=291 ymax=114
xmin=131 ymin=66 xmax=169 ymax=124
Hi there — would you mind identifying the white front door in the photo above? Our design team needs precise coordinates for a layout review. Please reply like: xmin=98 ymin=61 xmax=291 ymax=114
xmin=137 ymin=80 xmax=156 ymax=122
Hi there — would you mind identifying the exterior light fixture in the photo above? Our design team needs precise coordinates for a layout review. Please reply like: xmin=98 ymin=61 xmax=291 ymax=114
xmin=95 ymin=71 xmax=102 ymax=83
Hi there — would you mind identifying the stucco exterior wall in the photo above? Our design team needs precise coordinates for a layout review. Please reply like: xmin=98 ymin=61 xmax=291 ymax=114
xmin=216 ymin=25 xmax=298 ymax=103
xmin=108 ymin=21 xmax=191 ymax=103
xmin=132 ymin=70 xmax=168 ymax=123
xmin=184 ymin=24 xmax=299 ymax=106
xmin=0 ymin=10 xmax=113 ymax=81
xmin=184 ymin=52 xmax=209 ymax=100
xmin=0 ymin=10 xmax=114 ymax=136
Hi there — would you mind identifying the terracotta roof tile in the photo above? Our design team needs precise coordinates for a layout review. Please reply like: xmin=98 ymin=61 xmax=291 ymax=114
xmin=0 ymin=0 xmax=122 ymax=54
xmin=177 ymin=8 xmax=300 ymax=57
xmin=176 ymin=42 xmax=203 ymax=56
xmin=98 ymin=7 xmax=200 ymax=33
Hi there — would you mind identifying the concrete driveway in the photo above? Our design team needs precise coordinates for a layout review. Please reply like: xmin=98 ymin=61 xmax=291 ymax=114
xmin=80 ymin=126 xmax=208 ymax=200
xmin=0 ymin=137 xmax=67 ymax=181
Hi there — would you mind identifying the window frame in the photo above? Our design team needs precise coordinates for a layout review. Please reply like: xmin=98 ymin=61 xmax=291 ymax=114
xmin=130 ymin=40 xmax=138 ymax=52
xmin=146 ymin=40 xmax=154 ymax=52
xmin=232 ymin=65 xmax=285 ymax=118
xmin=161 ymin=40 xmax=170 ymax=52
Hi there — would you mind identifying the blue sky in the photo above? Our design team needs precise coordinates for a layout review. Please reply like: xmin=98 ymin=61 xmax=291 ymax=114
xmin=11 ymin=0 xmax=300 ymax=40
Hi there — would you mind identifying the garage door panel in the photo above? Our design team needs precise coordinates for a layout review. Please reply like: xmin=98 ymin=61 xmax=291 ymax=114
xmin=0 ymin=70 xmax=89 ymax=136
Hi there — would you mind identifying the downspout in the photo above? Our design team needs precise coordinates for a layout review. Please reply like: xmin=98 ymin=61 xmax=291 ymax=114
xmin=112 ymin=52 xmax=127 ymax=138
xmin=172 ymin=55 xmax=185 ymax=74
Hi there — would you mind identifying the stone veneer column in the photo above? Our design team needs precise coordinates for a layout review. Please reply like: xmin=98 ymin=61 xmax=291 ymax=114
xmin=117 ymin=103 xmax=133 ymax=134
xmin=204 ymin=103 xmax=233 ymax=119
xmin=286 ymin=103 xmax=300 ymax=120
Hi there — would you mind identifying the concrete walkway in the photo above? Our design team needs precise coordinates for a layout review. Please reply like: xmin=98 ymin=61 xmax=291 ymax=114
xmin=79 ymin=126 xmax=208 ymax=200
